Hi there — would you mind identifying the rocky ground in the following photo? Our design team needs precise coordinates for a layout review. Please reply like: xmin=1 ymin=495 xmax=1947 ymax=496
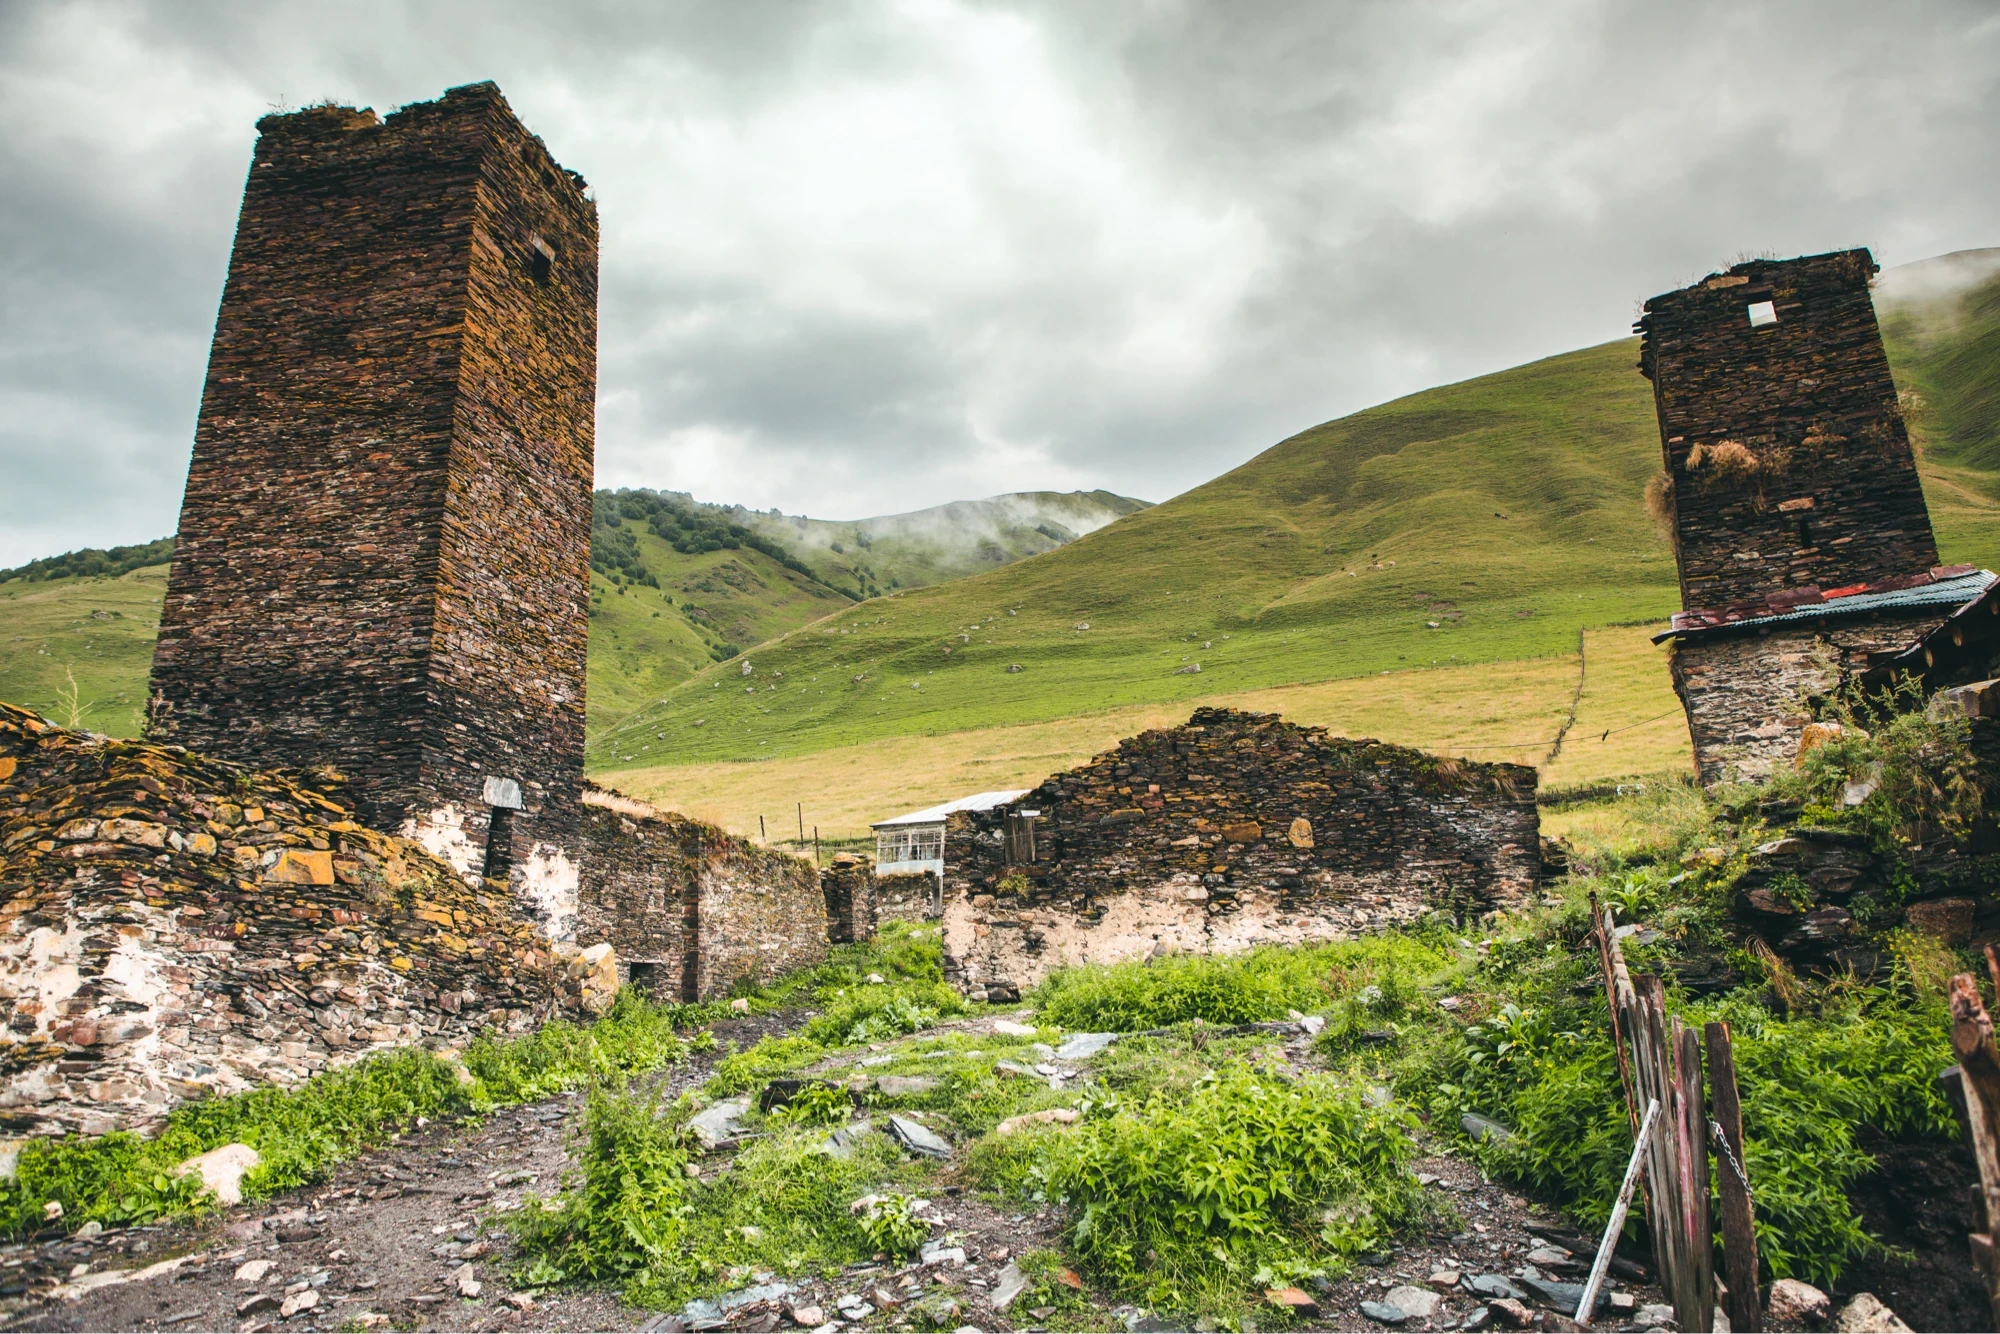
xmin=0 ymin=1007 xmax=1888 ymax=1334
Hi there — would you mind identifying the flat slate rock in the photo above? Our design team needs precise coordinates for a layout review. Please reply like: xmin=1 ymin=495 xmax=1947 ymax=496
xmin=1465 ymin=1273 xmax=1529 ymax=1301
xmin=988 ymin=1261 xmax=1027 ymax=1309
xmin=1461 ymin=1112 xmax=1516 ymax=1144
xmin=1382 ymin=1284 xmax=1441 ymax=1319
xmin=1360 ymin=1299 xmax=1412 ymax=1325
xmin=1516 ymin=1270 xmax=1606 ymax=1315
xmin=816 ymin=1120 xmax=874 ymax=1160
xmin=874 ymin=1075 xmax=939 ymax=1096
xmin=689 ymin=1096 xmax=751 ymax=1149
xmin=886 ymin=1114 xmax=953 ymax=1159
xmin=1053 ymin=1032 xmax=1118 ymax=1061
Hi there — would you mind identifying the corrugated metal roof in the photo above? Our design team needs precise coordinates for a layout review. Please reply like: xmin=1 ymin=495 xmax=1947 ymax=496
xmin=1654 ymin=569 xmax=1996 ymax=643
xmin=871 ymin=789 xmax=1030 ymax=829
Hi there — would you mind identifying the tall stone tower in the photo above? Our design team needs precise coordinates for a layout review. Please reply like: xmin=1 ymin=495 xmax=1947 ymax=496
xmin=148 ymin=82 xmax=597 ymax=889
xmin=1640 ymin=249 xmax=1989 ymax=783
xmin=1638 ymin=248 xmax=1938 ymax=610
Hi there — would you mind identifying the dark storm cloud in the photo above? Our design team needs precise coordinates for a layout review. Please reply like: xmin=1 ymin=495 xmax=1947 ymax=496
xmin=2 ymin=0 xmax=1995 ymax=563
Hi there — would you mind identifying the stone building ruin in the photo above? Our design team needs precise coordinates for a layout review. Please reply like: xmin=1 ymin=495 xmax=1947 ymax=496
xmin=0 ymin=84 xmax=832 ymax=1135
xmin=942 ymin=708 xmax=1541 ymax=997
xmin=1639 ymin=249 xmax=1998 ymax=783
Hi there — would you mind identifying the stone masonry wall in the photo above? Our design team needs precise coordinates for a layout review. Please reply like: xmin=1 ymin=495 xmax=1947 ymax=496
xmin=572 ymin=788 xmax=825 ymax=1002
xmin=1637 ymin=249 xmax=1938 ymax=613
xmin=875 ymin=872 xmax=938 ymax=923
xmin=942 ymin=708 xmax=1539 ymax=996
xmin=0 ymin=705 xmax=561 ymax=1138
xmin=147 ymin=82 xmax=598 ymax=911
xmin=1670 ymin=616 xmax=1954 ymax=785
xmin=821 ymin=855 xmax=877 ymax=945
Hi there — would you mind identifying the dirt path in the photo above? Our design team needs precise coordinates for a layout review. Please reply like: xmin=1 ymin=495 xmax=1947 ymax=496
xmin=0 ymin=1011 xmax=1668 ymax=1334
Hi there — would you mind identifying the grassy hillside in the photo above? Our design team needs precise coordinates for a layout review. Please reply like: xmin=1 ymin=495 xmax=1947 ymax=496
xmin=601 ymin=621 xmax=1690 ymax=839
xmin=590 ymin=337 xmax=1680 ymax=768
xmin=0 ymin=565 xmax=166 ymax=737
xmin=592 ymin=256 xmax=2000 ymax=771
xmin=1877 ymin=247 xmax=2000 ymax=568
xmin=733 ymin=490 xmax=1151 ymax=597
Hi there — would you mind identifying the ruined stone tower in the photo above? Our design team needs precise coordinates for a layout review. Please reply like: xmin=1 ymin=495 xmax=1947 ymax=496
xmin=148 ymin=82 xmax=598 ymax=896
xmin=1641 ymin=249 xmax=1992 ymax=783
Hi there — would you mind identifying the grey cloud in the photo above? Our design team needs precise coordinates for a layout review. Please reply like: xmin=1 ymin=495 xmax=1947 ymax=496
xmin=2 ymin=0 xmax=1995 ymax=564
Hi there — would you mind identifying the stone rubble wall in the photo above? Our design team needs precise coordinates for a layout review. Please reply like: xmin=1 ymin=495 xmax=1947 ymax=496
xmin=942 ymin=708 xmax=1540 ymax=996
xmin=573 ymin=788 xmax=825 ymax=1001
xmin=1637 ymin=249 xmax=1938 ymax=614
xmin=1671 ymin=617 xmax=1951 ymax=785
xmin=0 ymin=705 xmax=563 ymax=1139
xmin=820 ymin=856 xmax=877 ymax=944
xmin=874 ymin=872 xmax=938 ymax=922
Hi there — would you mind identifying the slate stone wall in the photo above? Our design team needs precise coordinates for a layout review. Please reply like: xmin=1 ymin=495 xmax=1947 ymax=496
xmin=875 ymin=872 xmax=939 ymax=922
xmin=146 ymin=82 xmax=598 ymax=896
xmin=573 ymin=789 xmax=825 ymax=1001
xmin=941 ymin=708 xmax=1539 ymax=995
xmin=1671 ymin=616 xmax=1953 ymax=785
xmin=1637 ymin=249 xmax=1937 ymax=614
xmin=821 ymin=856 xmax=877 ymax=944
xmin=0 ymin=705 xmax=561 ymax=1138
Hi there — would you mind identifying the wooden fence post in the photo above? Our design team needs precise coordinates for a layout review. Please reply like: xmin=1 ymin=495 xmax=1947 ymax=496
xmin=1949 ymin=966 xmax=2000 ymax=1328
xmin=1671 ymin=1016 xmax=1716 ymax=1331
xmin=1705 ymin=1021 xmax=1761 ymax=1332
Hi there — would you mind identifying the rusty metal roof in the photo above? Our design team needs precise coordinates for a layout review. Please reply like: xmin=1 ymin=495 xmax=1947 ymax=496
xmin=1653 ymin=567 xmax=1996 ymax=643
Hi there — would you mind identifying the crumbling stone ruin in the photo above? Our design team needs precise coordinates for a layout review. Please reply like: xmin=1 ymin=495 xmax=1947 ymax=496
xmin=574 ymin=788 xmax=825 ymax=1001
xmin=942 ymin=708 xmax=1540 ymax=997
xmin=1640 ymin=248 xmax=1997 ymax=783
xmin=820 ymin=854 xmax=878 ymax=945
xmin=0 ymin=704 xmax=561 ymax=1138
xmin=0 ymin=84 xmax=830 ymax=1136
xmin=146 ymin=82 xmax=600 ymax=923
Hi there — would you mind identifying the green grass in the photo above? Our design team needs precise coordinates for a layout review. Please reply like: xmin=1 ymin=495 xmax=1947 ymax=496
xmin=0 ymin=564 xmax=167 ymax=737
xmin=0 ymin=991 xmax=713 ymax=1239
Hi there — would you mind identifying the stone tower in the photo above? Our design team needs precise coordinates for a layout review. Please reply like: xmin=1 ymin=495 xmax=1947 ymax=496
xmin=1638 ymin=248 xmax=1937 ymax=610
xmin=148 ymin=82 xmax=597 ymax=891
xmin=1641 ymin=249 xmax=1988 ymax=783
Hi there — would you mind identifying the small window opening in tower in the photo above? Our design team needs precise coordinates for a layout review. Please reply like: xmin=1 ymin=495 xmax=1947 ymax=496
xmin=482 ymin=805 xmax=516 ymax=881
xmin=1747 ymin=300 xmax=1778 ymax=328
xmin=529 ymin=234 xmax=556 ymax=284
xmin=481 ymin=775 xmax=524 ymax=882
xmin=1796 ymin=517 xmax=1813 ymax=547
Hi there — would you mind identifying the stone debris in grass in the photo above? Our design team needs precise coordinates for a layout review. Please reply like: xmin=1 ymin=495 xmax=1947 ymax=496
xmin=1835 ymin=1292 xmax=1912 ymax=1333
xmin=1464 ymin=1273 xmax=1528 ymax=1301
xmin=1428 ymin=1269 xmax=1460 ymax=1287
xmin=690 ymin=1096 xmax=752 ymax=1148
xmin=786 ymin=1304 xmax=824 ymax=1326
xmin=994 ymin=1107 xmax=1080 ymax=1136
xmin=1767 ymin=1278 xmax=1831 ymax=1324
xmin=1461 ymin=1112 xmax=1516 ymax=1144
xmin=816 ymin=1120 xmax=875 ymax=1159
xmin=886 ymin=1114 xmax=953 ymax=1158
xmin=174 ymin=1143 xmax=260 ymax=1206
xmin=1634 ymin=1303 xmax=1676 ymax=1328
xmin=992 ymin=1019 xmax=1036 ymax=1036
xmin=988 ymin=1261 xmax=1027 ymax=1309
xmin=874 ymin=1074 xmax=939 ymax=1096
xmin=1382 ymin=1284 xmax=1441 ymax=1319
xmin=234 ymin=1259 xmax=274 ymax=1284
xmin=1360 ymin=1298 xmax=1411 ymax=1325
xmin=1053 ymin=1032 xmax=1118 ymax=1060
xmin=920 ymin=1240 xmax=966 ymax=1266
xmin=1487 ymin=1296 xmax=1536 ymax=1328
xmin=279 ymin=1289 xmax=318 ymax=1317
xmin=1265 ymin=1286 xmax=1319 ymax=1314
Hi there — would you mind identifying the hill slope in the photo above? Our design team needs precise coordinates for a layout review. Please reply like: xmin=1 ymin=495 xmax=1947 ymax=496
xmin=732 ymin=490 xmax=1151 ymax=597
xmin=592 ymin=256 xmax=2000 ymax=769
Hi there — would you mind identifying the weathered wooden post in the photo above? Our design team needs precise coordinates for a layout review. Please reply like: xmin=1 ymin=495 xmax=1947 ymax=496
xmin=1949 ymin=962 xmax=2000 ymax=1328
xmin=1705 ymin=1021 xmax=1761 ymax=1332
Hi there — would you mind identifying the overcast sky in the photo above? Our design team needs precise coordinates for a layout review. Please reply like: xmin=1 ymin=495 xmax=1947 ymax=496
xmin=2 ymin=1 xmax=1996 ymax=565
